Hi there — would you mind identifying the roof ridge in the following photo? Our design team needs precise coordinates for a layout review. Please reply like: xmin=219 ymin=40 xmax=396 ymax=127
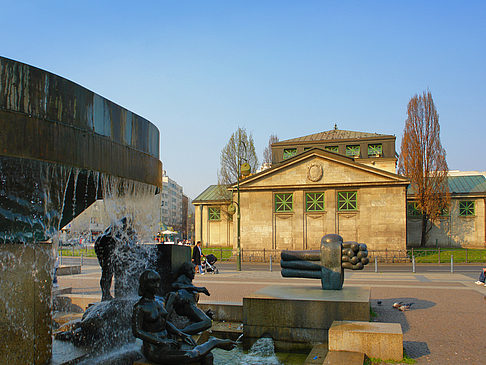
xmin=277 ymin=129 xmax=392 ymax=144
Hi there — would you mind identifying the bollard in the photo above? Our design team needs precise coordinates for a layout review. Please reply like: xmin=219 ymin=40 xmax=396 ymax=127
xmin=451 ymin=255 xmax=454 ymax=273
xmin=374 ymin=256 xmax=378 ymax=273
xmin=269 ymin=255 xmax=272 ymax=272
xmin=412 ymin=255 xmax=416 ymax=273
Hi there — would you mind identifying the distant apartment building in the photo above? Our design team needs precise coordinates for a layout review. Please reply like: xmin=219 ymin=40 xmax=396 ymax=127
xmin=161 ymin=171 xmax=184 ymax=232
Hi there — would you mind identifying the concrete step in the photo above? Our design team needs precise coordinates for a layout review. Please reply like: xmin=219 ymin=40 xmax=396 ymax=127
xmin=57 ymin=265 xmax=81 ymax=275
xmin=304 ymin=343 xmax=328 ymax=364
xmin=53 ymin=312 xmax=84 ymax=327
xmin=323 ymin=350 xmax=364 ymax=364
xmin=53 ymin=294 xmax=100 ymax=313
xmin=52 ymin=286 xmax=72 ymax=296
xmin=208 ymin=321 xmax=243 ymax=340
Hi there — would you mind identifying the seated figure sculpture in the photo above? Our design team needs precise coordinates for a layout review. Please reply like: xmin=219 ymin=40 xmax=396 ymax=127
xmin=132 ymin=269 xmax=235 ymax=364
xmin=171 ymin=262 xmax=213 ymax=335
xmin=281 ymin=234 xmax=370 ymax=290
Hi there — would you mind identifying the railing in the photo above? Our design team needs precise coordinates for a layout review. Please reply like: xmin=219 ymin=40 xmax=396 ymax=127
xmin=58 ymin=245 xmax=486 ymax=265
xmin=202 ymin=247 xmax=486 ymax=264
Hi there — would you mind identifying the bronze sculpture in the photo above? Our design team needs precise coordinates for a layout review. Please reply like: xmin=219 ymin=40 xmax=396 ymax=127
xmin=281 ymin=234 xmax=369 ymax=289
xmin=132 ymin=269 xmax=235 ymax=364
xmin=95 ymin=217 xmax=138 ymax=301
xmin=171 ymin=262 xmax=213 ymax=335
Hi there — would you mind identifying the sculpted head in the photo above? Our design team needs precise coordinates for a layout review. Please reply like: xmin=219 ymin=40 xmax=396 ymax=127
xmin=138 ymin=269 xmax=161 ymax=297
xmin=178 ymin=261 xmax=196 ymax=280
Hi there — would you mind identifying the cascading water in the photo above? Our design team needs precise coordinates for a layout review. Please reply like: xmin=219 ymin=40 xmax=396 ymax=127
xmin=0 ymin=156 xmax=70 ymax=364
xmin=0 ymin=155 xmax=162 ymax=363
xmin=0 ymin=56 xmax=163 ymax=364
xmin=213 ymin=337 xmax=284 ymax=365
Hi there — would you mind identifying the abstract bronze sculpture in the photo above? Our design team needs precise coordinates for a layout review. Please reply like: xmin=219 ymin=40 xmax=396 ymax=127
xmin=281 ymin=234 xmax=369 ymax=290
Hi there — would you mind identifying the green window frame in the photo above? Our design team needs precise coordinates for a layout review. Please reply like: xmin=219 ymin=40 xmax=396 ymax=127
xmin=283 ymin=148 xmax=297 ymax=160
xmin=208 ymin=207 xmax=221 ymax=220
xmin=346 ymin=145 xmax=360 ymax=157
xmin=407 ymin=202 xmax=422 ymax=217
xmin=459 ymin=201 xmax=475 ymax=216
xmin=325 ymin=146 xmax=339 ymax=153
xmin=337 ymin=191 xmax=358 ymax=211
xmin=306 ymin=192 xmax=325 ymax=212
xmin=368 ymin=144 xmax=383 ymax=157
xmin=275 ymin=193 xmax=293 ymax=212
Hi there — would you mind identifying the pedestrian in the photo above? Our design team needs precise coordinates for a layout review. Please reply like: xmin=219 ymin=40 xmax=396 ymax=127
xmin=474 ymin=266 xmax=486 ymax=286
xmin=192 ymin=241 xmax=204 ymax=274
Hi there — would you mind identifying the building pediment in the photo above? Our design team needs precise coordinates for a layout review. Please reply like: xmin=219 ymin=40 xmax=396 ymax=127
xmin=238 ymin=149 xmax=408 ymax=190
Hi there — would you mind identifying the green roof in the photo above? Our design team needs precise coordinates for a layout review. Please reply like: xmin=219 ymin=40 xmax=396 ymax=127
xmin=448 ymin=175 xmax=486 ymax=194
xmin=193 ymin=185 xmax=231 ymax=203
xmin=407 ymin=175 xmax=486 ymax=195
xmin=275 ymin=129 xmax=393 ymax=144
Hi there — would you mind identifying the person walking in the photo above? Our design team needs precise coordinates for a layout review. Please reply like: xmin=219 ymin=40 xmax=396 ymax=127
xmin=192 ymin=241 xmax=204 ymax=274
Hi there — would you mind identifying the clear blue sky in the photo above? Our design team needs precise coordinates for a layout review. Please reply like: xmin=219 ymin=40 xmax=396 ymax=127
xmin=2 ymin=1 xmax=485 ymax=199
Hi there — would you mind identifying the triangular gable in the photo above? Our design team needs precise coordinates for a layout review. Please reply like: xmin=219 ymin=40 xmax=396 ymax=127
xmin=238 ymin=149 xmax=408 ymax=189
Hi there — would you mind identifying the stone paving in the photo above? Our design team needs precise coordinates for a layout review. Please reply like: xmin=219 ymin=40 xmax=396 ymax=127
xmin=58 ymin=264 xmax=486 ymax=364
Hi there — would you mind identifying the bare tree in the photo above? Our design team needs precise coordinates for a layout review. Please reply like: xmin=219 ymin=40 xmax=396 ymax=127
xmin=262 ymin=134 xmax=279 ymax=165
xmin=398 ymin=91 xmax=449 ymax=247
xmin=218 ymin=127 xmax=259 ymax=185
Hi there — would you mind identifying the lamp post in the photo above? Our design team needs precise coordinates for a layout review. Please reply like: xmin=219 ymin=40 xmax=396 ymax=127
xmin=228 ymin=161 xmax=250 ymax=271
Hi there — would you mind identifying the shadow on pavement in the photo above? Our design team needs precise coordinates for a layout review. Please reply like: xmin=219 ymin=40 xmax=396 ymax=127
xmin=370 ymin=298 xmax=436 ymax=333
xmin=403 ymin=341 xmax=431 ymax=359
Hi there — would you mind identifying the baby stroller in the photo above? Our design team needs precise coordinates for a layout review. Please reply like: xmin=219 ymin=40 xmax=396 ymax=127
xmin=202 ymin=254 xmax=219 ymax=274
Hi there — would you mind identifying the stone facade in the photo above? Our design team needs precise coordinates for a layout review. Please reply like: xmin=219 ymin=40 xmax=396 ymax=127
xmin=236 ymin=150 xmax=408 ymax=251
xmin=407 ymin=197 xmax=486 ymax=248
xmin=194 ymin=197 xmax=233 ymax=247
xmin=194 ymin=149 xmax=408 ymax=251
xmin=194 ymin=128 xmax=486 ymax=251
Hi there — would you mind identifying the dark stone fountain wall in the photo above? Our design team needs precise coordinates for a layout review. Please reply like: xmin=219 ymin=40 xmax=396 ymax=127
xmin=0 ymin=57 xmax=162 ymax=364
xmin=0 ymin=56 xmax=161 ymax=189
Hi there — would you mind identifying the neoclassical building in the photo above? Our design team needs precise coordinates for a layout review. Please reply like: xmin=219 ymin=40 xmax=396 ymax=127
xmin=193 ymin=128 xmax=486 ymax=250
xmin=194 ymin=128 xmax=409 ymax=251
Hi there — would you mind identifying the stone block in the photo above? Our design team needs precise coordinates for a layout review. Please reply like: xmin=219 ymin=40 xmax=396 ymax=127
xmin=0 ymin=243 xmax=52 ymax=365
xmin=243 ymin=285 xmax=370 ymax=351
xmin=323 ymin=350 xmax=364 ymax=365
xmin=55 ymin=294 xmax=100 ymax=312
xmin=303 ymin=343 xmax=328 ymax=364
xmin=57 ymin=265 xmax=81 ymax=275
xmin=329 ymin=321 xmax=402 ymax=361
xmin=198 ymin=302 xmax=243 ymax=322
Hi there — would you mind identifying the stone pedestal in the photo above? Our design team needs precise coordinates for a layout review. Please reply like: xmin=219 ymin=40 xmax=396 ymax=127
xmin=153 ymin=244 xmax=191 ymax=296
xmin=0 ymin=243 xmax=53 ymax=364
xmin=329 ymin=321 xmax=403 ymax=361
xmin=243 ymin=285 xmax=370 ymax=351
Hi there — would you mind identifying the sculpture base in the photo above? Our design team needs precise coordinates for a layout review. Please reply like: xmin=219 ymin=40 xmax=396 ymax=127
xmin=243 ymin=285 xmax=370 ymax=351
xmin=0 ymin=243 xmax=52 ymax=365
